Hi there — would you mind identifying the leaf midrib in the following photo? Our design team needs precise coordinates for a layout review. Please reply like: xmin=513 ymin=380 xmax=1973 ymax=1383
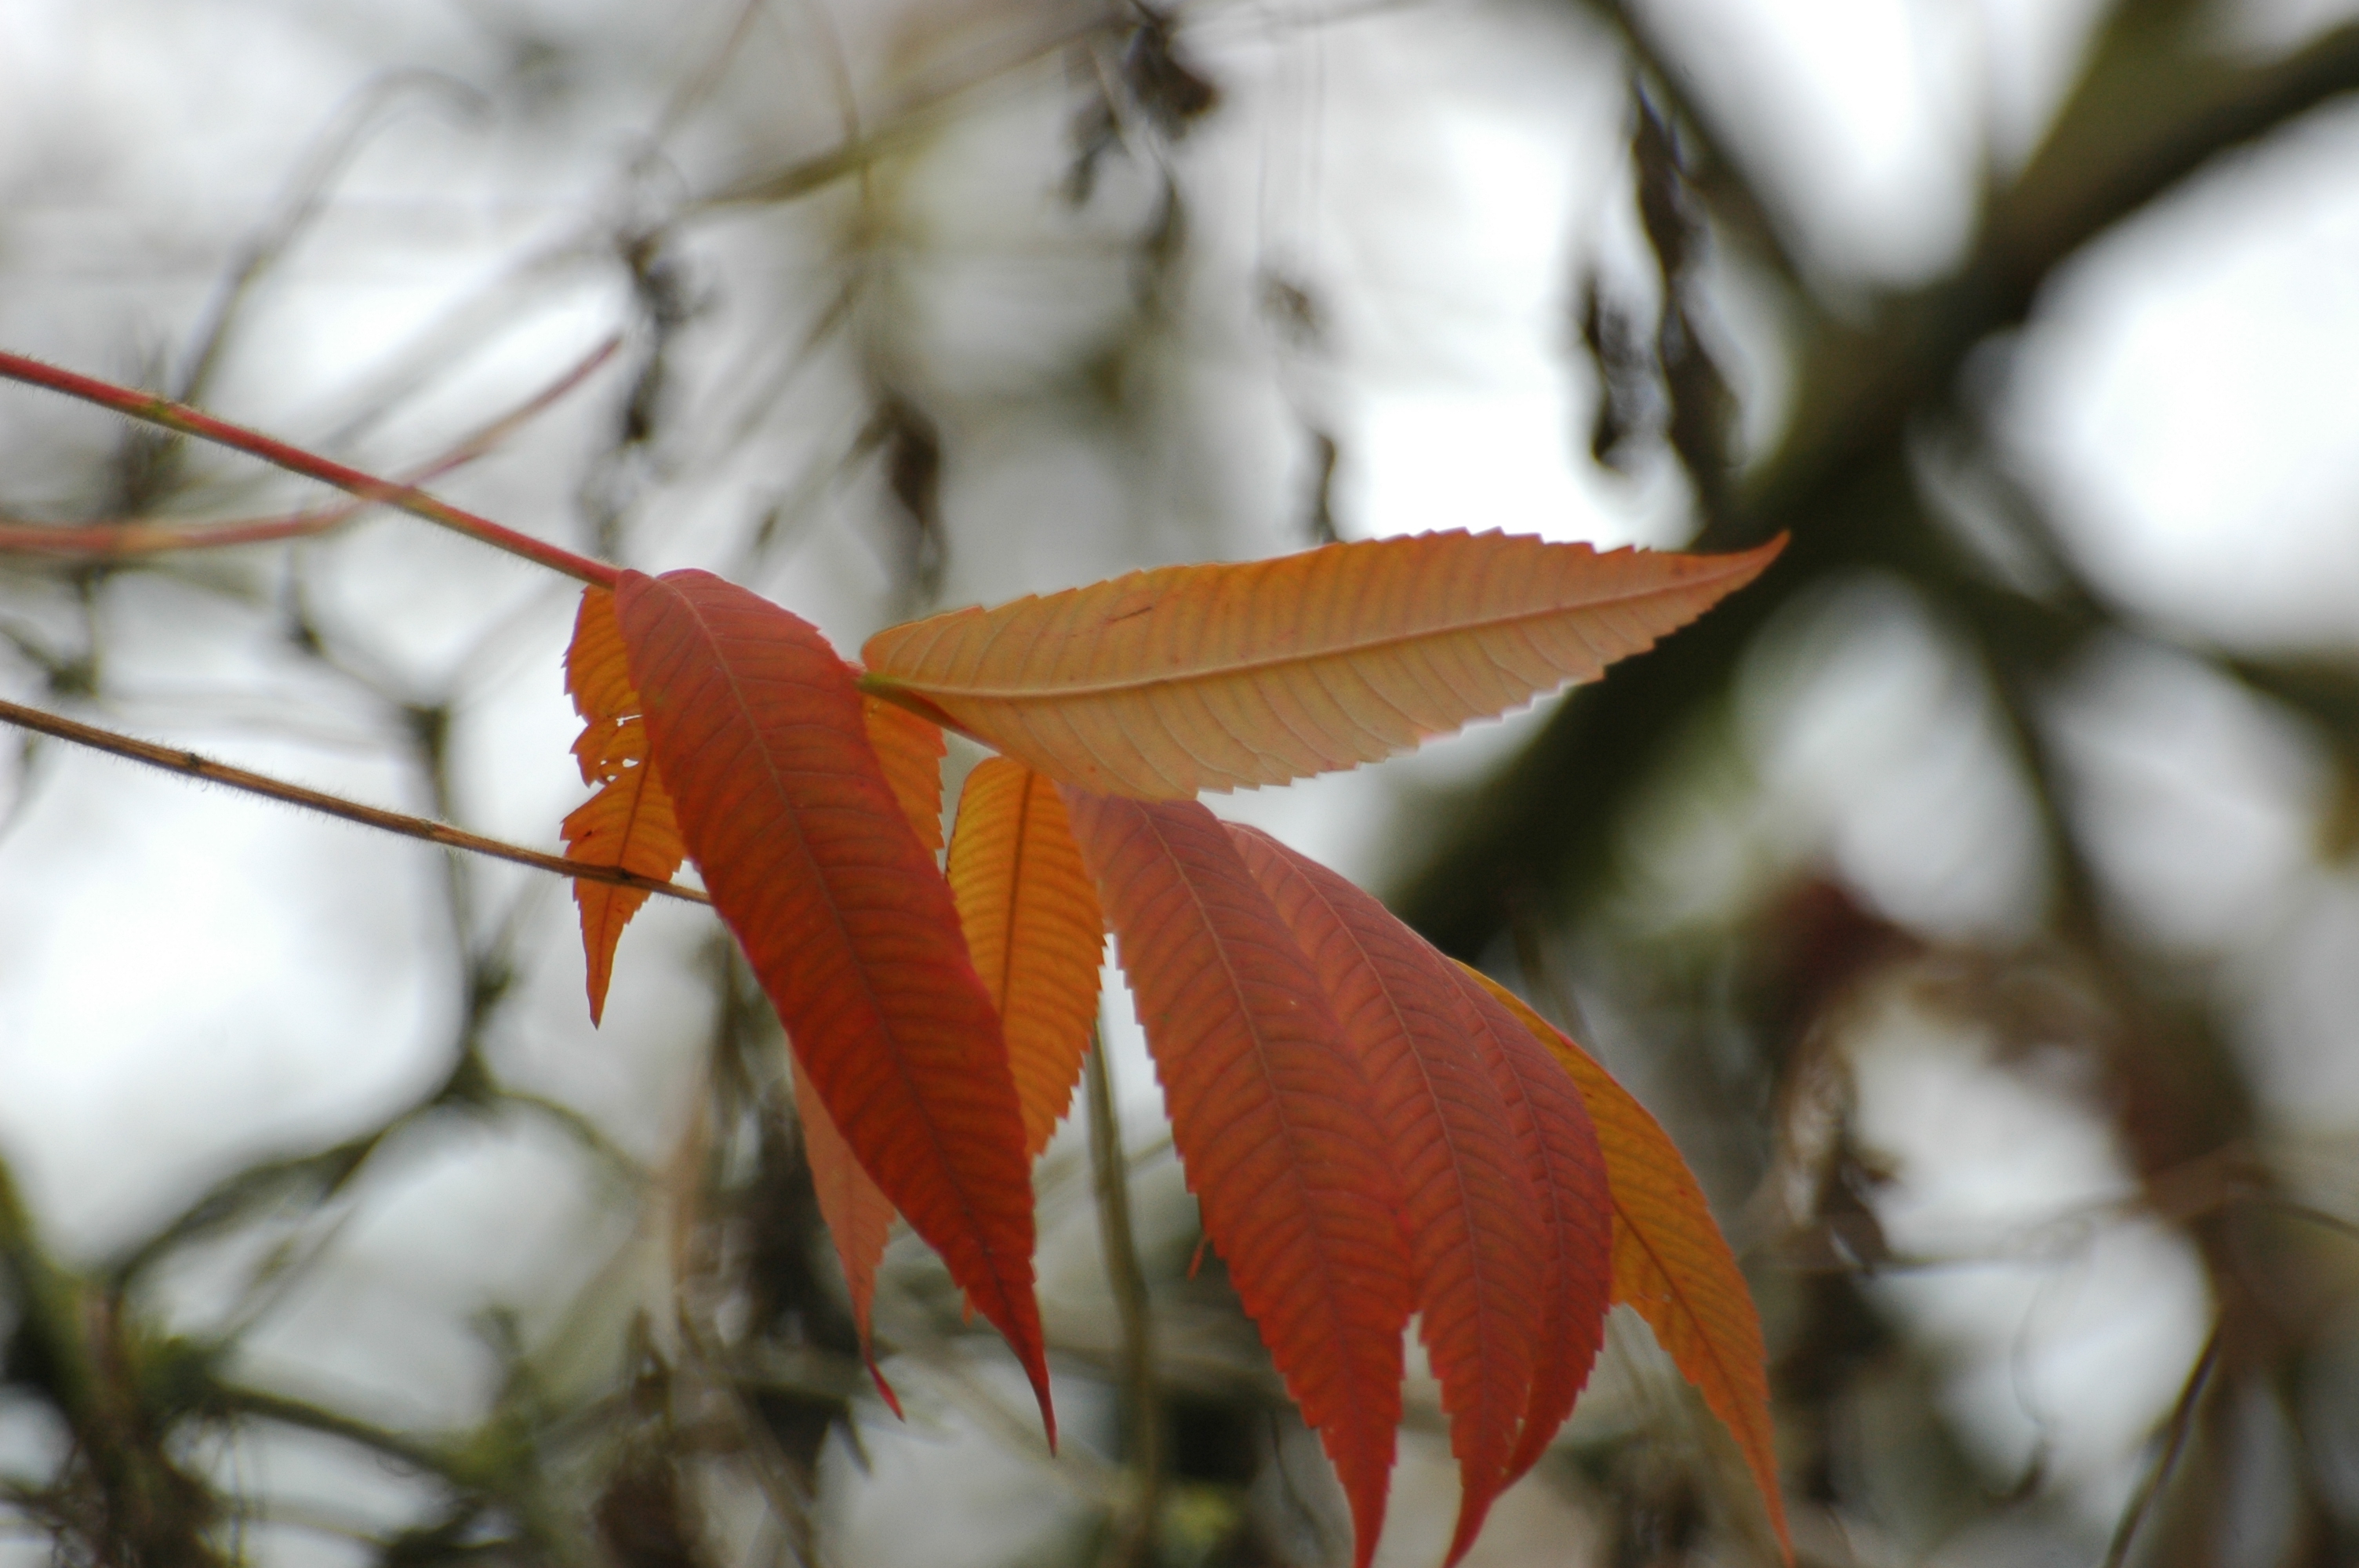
xmin=1135 ymin=804 xmax=1395 ymax=1461
xmin=659 ymin=579 xmax=1024 ymax=1330
xmin=874 ymin=561 xmax=1759 ymax=703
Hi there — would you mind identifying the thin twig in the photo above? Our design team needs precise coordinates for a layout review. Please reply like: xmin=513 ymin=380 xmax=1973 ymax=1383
xmin=2238 ymin=1193 xmax=2359 ymax=1250
xmin=0 ymin=338 xmax=620 ymax=561
xmin=0 ymin=351 xmax=620 ymax=588
xmin=0 ymin=696 xmax=707 ymax=904
xmin=212 ymin=1385 xmax=458 ymax=1483
xmin=1390 ymin=16 xmax=2359 ymax=960
xmin=177 ymin=72 xmax=488 ymax=412
xmin=499 ymin=1090 xmax=654 ymax=1186
xmin=0 ymin=506 xmax=351 ymax=561
xmin=2101 ymin=1323 xmax=2221 ymax=1568
xmin=652 ymin=0 xmax=768 ymax=144
xmin=687 ymin=10 xmax=1117 ymax=212
xmin=1085 ymin=1025 xmax=1162 ymax=1568
xmin=106 ymin=1130 xmax=389 ymax=1287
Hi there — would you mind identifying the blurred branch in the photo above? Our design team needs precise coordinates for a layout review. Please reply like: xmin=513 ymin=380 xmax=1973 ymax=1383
xmin=498 ymin=1090 xmax=656 ymax=1189
xmin=1772 ymin=1141 xmax=2359 ymax=1276
xmin=176 ymin=73 xmax=489 ymax=414
xmin=0 ymin=1155 xmax=226 ymax=1566
xmin=686 ymin=10 xmax=1120 ymax=212
xmin=2101 ymin=1322 xmax=2219 ymax=1568
xmin=2219 ymin=655 xmax=2359 ymax=771
xmin=0 ymin=696 xmax=709 ymax=904
xmin=1944 ymin=569 xmax=2266 ymax=1181
xmin=1575 ymin=2 xmax=1811 ymax=291
xmin=1590 ymin=85 xmax=1742 ymax=527
xmin=101 ymin=1078 xmax=649 ymax=1298
xmin=1085 ymin=1029 xmax=1162 ymax=1568
xmin=0 ymin=336 xmax=618 ymax=561
xmin=212 ymin=1385 xmax=463 ymax=1485
xmin=1394 ymin=14 xmax=2359 ymax=956
xmin=0 ymin=351 xmax=621 ymax=589
xmin=0 ymin=503 xmax=380 ymax=563
xmin=0 ymin=1157 xmax=107 ymax=1446
xmin=104 ymin=1133 xmax=388 ymax=1289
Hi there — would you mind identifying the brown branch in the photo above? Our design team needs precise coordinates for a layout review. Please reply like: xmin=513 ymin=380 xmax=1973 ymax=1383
xmin=0 ymin=506 xmax=351 ymax=561
xmin=0 ymin=697 xmax=707 ymax=905
xmin=0 ymin=350 xmax=621 ymax=589
xmin=0 ymin=337 xmax=620 ymax=562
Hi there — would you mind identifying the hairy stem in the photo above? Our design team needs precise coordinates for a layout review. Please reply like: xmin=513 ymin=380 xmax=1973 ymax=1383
xmin=0 ymin=350 xmax=620 ymax=588
xmin=0 ymin=697 xmax=706 ymax=903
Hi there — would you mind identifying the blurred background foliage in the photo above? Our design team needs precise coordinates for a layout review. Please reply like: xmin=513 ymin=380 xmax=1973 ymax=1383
xmin=2 ymin=0 xmax=2358 ymax=1564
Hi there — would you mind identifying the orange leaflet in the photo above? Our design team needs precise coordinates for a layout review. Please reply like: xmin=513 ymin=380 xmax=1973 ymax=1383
xmin=1466 ymin=970 xmax=1791 ymax=1563
xmin=1061 ymin=792 xmax=1412 ymax=1568
xmin=862 ymin=694 xmax=947 ymax=855
xmin=860 ymin=531 xmax=1784 ymax=798
xmin=946 ymin=758 xmax=1103 ymax=1158
xmin=791 ymin=1051 xmax=903 ymax=1417
xmin=614 ymin=568 xmax=1051 ymax=1443
xmin=561 ymin=586 xmax=686 ymax=1025
xmin=1226 ymin=826 xmax=1553 ymax=1568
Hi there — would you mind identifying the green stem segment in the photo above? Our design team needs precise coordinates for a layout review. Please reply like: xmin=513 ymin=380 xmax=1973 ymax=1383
xmin=0 ymin=350 xmax=620 ymax=589
xmin=1085 ymin=1029 xmax=1162 ymax=1567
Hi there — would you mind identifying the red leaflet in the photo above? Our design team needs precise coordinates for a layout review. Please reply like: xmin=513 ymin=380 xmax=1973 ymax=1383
xmin=614 ymin=568 xmax=1050 ymax=1440
xmin=562 ymin=587 xmax=687 ymax=1024
xmin=791 ymin=1051 xmax=902 ymax=1416
xmin=1467 ymin=971 xmax=1790 ymax=1562
xmin=862 ymin=693 xmax=947 ymax=855
xmin=1225 ymin=826 xmax=1550 ymax=1567
xmin=1060 ymin=792 xmax=1412 ymax=1568
xmin=946 ymin=758 xmax=1103 ymax=1158
xmin=1440 ymin=969 xmax=1612 ymax=1494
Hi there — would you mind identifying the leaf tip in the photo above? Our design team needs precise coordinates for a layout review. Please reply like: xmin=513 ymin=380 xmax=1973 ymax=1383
xmin=1717 ymin=532 xmax=1788 ymax=591
xmin=1031 ymin=1370 xmax=1058 ymax=1455
xmin=864 ymin=1354 xmax=904 ymax=1421
xmin=1441 ymin=1488 xmax=1496 ymax=1568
